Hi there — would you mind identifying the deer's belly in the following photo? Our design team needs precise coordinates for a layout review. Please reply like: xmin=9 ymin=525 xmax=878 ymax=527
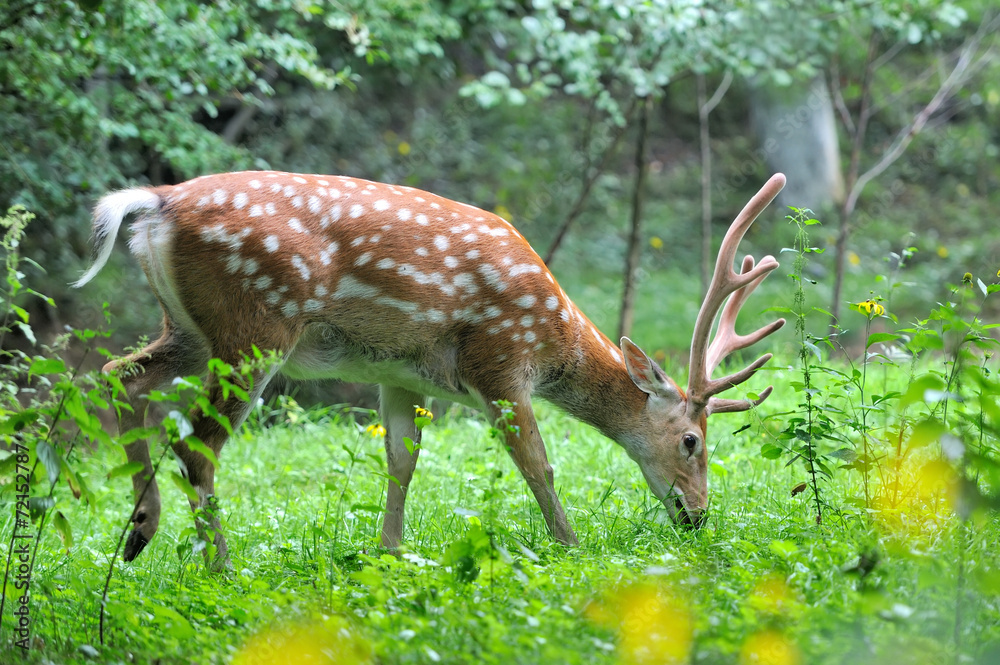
xmin=280 ymin=323 xmax=480 ymax=407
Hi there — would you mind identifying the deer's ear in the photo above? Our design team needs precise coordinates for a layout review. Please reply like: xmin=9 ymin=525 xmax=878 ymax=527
xmin=620 ymin=337 xmax=684 ymax=404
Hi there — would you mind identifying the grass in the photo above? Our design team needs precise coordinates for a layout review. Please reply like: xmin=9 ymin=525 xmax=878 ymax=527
xmin=2 ymin=354 xmax=999 ymax=665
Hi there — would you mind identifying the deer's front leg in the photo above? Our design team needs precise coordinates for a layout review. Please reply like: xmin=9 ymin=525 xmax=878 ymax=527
xmin=489 ymin=398 xmax=578 ymax=546
xmin=379 ymin=385 xmax=425 ymax=551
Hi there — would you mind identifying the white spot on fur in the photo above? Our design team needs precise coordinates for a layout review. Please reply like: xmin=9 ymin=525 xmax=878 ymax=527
xmin=478 ymin=264 xmax=507 ymax=292
xmin=224 ymin=254 xmax=243 ymax=274
xmin=377 ymin=258 xmax=396 ymax=269
xmin=434 ymin=235 xmax=449 ymax=251
xmin=308 ymin=196 xmax=322 ymax=213
xmin=330 ymin=204 xmax=342 ymax=222
xmin=350 ymin=204 xmax=364 ymax=218
xmin=291 ymin=255 xmax=311 ymax=281
xmin=328 ymin=188 xmax=341 ymax=199
xmin=265 ymin=291 xmax=281 ymax=306
xmin=264 ymin=235 xmax=280 ymax=253
xmin=249 ymin=180 xmax=262 ymax=189
xmin=241 ymin=258 xmax=259 ymax=275
xmin=303 ymin=299 xmax=323 ymax=312
xmin=451 ymin=223 xmax=471 ymax=234
xmin=515 ymin=294 xmax=536 ymax=308
xmin=334 ymin=275 xmax=379 ymax=299
xmin=463 ymin=233 xmax=478 ymax=243
xmin=415 ymin=247 xmax=429 ymax=257
xmin=355 ymin=252 xmax=373 ymax=266
xmin=315 ymin=284 xmax=328 ymax=297
xmin=444 ymin=256 xmax=459 ymax=269
xmin=524 ymin=330 xmax=537 ymax=343
xmin=415 ymin=214 xmax=429 ymax=226
xmin=213 ymin=189 xmax=228 ymax=205
xmin=289 ymin=218 xmax=307 ymax=233
xmin=398 ymin=208 xmax=411 ymax=221
xmin=293 ymin=176 xmax=307 ymax=184
xmin=265 ymin=202 xmax=277 ymax=215
xmin=283 ymin=186 xmax=296 ymax=197
xmin=233 ymin=192 xmax=248 ymax=209
xmin=546 ymin=295 xmax=559 ymax=310
xmin=271 ymin=183 xmax=283 ymax=193
xmin=520 ymin=315 xmax=534 ymax=327
xmin=249 ymin=204 xmax=263 ymax=217
xmin=374 ymin=199 xmax=390 ymax=211
xmin=484 ymin=305 xmax=501 ymax=318
xmin=375 ymin=296 xmax=418 ymax=313
xmin=291 ymin=196 xmax=304 ymax=208
xmin=319 ymin=242 xmax=338 ymax=265
xmin=466 ymin=249 xmax=481 ymax=260
xmin=453 ymin=273 xmax=478 ymax=294
xmin=510 ymin=264 xmax=542 ymax=276
xmin=282 ymin=301 xmax=300 ymax=317
xmin=254 ymin=275 xmax=273 ymax=290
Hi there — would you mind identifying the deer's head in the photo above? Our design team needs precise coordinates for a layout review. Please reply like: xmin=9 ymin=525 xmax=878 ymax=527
xmin=620 ymin=174 xmax=787 ymax=526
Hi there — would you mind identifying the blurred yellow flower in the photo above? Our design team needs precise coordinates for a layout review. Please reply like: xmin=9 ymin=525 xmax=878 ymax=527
xmin=233 ymin=618 xmax=371 ymax=665
xmin=740 ymin=630 xmax=801 ymax=665
xmin=494 ymin=204 xmax=513 ymax=222
xmin=415 ymin=406 xmax=434 ymax=420
xmin=397 ymin=141 xmax=411 ymax=156
xmin=366 ymin=423 xmax=386 ymax=438
xmin=854 ymin=299 xmax=885 ymax=317
xmin=848 ymin=251 xmax=860 ymax=266
xmin=586 ymin=583 xmax=692 ymax=665
xmin=937 ymin=246 xmax=949 ymax=258
xmin=649 ymin=236 xmax=664 ymax=249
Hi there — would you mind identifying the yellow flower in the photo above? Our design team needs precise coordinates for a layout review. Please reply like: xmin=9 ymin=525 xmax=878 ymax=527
xmin=649 ymin=236 xmax=664 ymax=249
xmin=854 ymin=299 xmax=885 ymax=317
xmin=586 ymin=583 xmax=693 ymax=665
xmin=848 ymin=251 xmax=860 ymax=266
xmin=397 ymin=141 xmax=411 ymax=156
xmin=414 ymin=406 xmax=434 ymax=420
xmin=365 ymin=423 xmax=386 ymax=438
xmin=937 ymin=246 xmax=949 ymax=258
xmin=233 ymin=618 xmax=371 ymax=665
xmin=494 ymin=204 xmax=513 ymax=222
xmin=740 ymin=630 xmax=801 ymax=665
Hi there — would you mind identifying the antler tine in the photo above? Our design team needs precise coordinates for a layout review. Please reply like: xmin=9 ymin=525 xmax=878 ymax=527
xmin=687 ymin=174 xmax=786 ymax=414
xmin=704 ymin=254 xmax=786 ymax=373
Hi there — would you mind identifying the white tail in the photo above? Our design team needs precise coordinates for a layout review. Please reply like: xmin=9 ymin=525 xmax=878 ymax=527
xmin=77 ymin=170 xmax=785 ymax=563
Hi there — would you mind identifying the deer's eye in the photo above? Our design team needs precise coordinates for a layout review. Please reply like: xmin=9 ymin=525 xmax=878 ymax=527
xmin=682 ymin=433 xmax=698 ymax=453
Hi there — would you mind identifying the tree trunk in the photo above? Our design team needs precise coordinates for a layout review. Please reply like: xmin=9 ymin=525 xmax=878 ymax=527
xmin=617 ymin=98 xmax=651 ymax=341
xmin=698 ymin=74 xmax=712 ymax=297
xmin=750 ymin=76 xmax=844 ymax=213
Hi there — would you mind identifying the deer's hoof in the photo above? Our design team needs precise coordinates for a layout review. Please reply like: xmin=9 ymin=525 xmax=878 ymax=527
xmin=123 ymin=529 xmax=150 ymax=562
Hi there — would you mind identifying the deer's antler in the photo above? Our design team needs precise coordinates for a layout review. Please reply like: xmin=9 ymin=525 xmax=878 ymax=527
xmin=687 ymin=174 xmax=787 ymax=417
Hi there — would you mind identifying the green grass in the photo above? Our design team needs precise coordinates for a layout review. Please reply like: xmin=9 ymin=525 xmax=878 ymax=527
xmin=2 ymin=357 xmax=999 ymax=664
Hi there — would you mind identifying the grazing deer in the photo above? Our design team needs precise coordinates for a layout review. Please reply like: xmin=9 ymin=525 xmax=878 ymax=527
xmin=75 ymin=170 xmax=786 ymax=564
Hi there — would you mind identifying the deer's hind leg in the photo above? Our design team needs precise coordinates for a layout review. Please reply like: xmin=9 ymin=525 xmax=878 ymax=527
xmin=107 ymin=326 xmax=208 ymax=562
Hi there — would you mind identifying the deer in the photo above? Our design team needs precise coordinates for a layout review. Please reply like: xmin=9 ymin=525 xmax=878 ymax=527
xmin=74 ymin=169 xmax=786 ymax=566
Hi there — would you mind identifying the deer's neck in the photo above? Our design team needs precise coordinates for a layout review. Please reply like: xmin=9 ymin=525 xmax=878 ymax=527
xmin=540 ymin=333 xmax=648 ymax=447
